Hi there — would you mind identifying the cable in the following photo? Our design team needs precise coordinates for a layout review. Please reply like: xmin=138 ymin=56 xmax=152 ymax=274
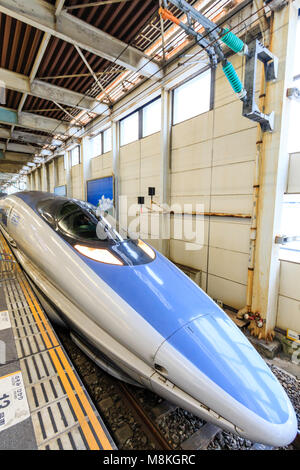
xmin=66 ymin=2 xmax=266 ymax=137
xmin=29 ymin=0 xmax=265 ymax=173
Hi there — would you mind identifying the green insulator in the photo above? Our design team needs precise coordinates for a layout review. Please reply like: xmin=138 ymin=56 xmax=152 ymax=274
xmin=222 ymin=61 xmax=243 ymax=94
xmin=221 ymin=28 xmax=244 ymax=53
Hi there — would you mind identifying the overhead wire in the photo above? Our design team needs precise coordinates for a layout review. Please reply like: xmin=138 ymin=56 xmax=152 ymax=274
xmin=25 ymin=0 xmax=267 ymax=178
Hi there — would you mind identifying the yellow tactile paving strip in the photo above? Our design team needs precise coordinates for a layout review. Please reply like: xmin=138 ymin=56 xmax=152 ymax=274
xmin=0 ymin=232 xmax=115 ymax=450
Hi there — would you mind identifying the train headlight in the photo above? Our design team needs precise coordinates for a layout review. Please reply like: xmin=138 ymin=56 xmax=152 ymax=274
xmin=138 ymin=240 xmax=155 ymax=260
xmin=74 ymin=244 xmax=123 ymax=265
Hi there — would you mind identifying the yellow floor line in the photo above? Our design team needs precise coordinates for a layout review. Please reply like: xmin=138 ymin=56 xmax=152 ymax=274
xmin=0 ymin=232 xmax=112 ymax=450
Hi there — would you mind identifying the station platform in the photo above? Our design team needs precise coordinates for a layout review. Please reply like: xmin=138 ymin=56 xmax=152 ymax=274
xmin=0 ymin=233 xmax=116 ymax=450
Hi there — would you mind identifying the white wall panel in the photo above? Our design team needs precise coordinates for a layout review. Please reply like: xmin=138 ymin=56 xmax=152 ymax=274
xmin=210 ymin=195 xmax=253 ymax=215
xmin=120 ymin=140 xmax=140 ymax=164
xmin=208 ymin=247 xmax=248 ymax=285
xmin=172 ymin=140 xmax=213 ymax=173
xmin=213 ymin=127 xmax=257 ymax=167
xmin=71 ymin=164 xmax=82 ymax=200
xmin=287 ymin=152 xmax=300 ymax=193
xmin=209 ymin=218 xmax=251 ymax=253
xmin=171 ymin=167 xmax=211 ymax=196
xmin=172 ymin=111 xmax=214 ymax=149
xmin=279 ymin=261 xmax=300 ymax=301
xmin=120 ymin=159 xmax=140 ymax=181
xmin=57 ymin=156 xmax=65 ymax=186
xmin=211 ymin=161 xmax=254 ymax=195
xmin=141 ymin=154 xmax=160 ymax=178
xmin=140 ymin=132 xmax=160 ymax=158
xmin=207 ymin=274 xmax=247 ymax=310
xmin=213 ymin=100 xmax=256 ymax=139
xmin=170 ymin=195 xmax=211 ymax=213
xmin=170 ymin=239 xmax=208 ymax=272
xmin=120 ymin=178 xmax=140 ymax=197
xmin=277 ymin=295 xmax=300 ymax=332
xmin=170 ymin=214 xmax=208 ymax=246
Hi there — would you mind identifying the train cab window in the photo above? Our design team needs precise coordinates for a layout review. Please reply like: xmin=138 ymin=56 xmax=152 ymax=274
xmin=57 ymin=202 xmax=123 ymax=243
xmin=58 ymin=209 xmax=98 ymax=240
xmin=38 ymin=198 xmax=156 ymax=265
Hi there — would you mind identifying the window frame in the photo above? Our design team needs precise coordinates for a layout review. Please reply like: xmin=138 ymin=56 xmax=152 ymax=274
xmin=70 ymin=145 xmax=81 ymax=167
xmin=119 ymin=96 xmax=161 ymax=146
xmin=89 ymin=127 xmax=112 ymax=157
xmin=172 ymin=66 xmax=214 ymax=126
xmin=103 ymin=127 xmax=112 ymax=154
xmin=89 ymin=133 xmax=103 ymax=159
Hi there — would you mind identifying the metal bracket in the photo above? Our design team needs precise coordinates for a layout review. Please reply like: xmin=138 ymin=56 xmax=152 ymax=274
xmin=243 ymin=40 xmax=279 ymax=132
xmin=275 ymin=235 xmax=300 ymax=244
xmin=264 ymin=0 xmax=287 ymax=12
xmin=287 ymin=87 xmax=300 ymax=101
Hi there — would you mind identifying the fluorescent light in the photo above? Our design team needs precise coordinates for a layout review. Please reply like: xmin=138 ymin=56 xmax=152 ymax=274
xmin=74 ymin=244 xmax=123 ymax=265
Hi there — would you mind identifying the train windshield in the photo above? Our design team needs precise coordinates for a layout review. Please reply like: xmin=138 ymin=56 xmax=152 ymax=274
xmin=38 ymin=197 xmax=156 ymax=265
xmin=57 ymin=201 xmax=128 ymax=243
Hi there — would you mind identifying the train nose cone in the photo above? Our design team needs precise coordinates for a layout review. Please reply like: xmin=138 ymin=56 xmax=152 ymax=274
xmin=154 ymin=309 xmax=297 ymax=446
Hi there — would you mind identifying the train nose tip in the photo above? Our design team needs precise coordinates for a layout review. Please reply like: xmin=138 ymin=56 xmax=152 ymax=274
xmin=154 ymin=311 xmax=298 ymax=446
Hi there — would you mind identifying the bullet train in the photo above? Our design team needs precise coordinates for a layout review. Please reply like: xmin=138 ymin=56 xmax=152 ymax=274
xmin=0 ymin=191 xmax=297 ymax=447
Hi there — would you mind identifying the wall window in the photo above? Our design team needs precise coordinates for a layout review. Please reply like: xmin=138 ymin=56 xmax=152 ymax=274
xmin=142 ymin=98 xmax=161 ymax=137
xmin=64 ymin=152 xmax=68 ymax=170
xmin=90 ymin=133 xmax=102 ymax=159
xmin=120 ymin=111 xmax=139 ymax=146
xmin=103 ymin=127 xmax=112 ymax=153
xmin=70 ymin=145 xmax=80 ymax=167
xmin=173 ymin=69 xmax=212 ymax=125
xmin=120 ymin=97 xmax=161 ymax=146
xmin=280 ymin=194 xmax=300 ymax=258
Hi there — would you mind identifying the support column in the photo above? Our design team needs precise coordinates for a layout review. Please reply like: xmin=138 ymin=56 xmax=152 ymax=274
xmin=112 ymin=120 xmax=120 ymax=220
xmin=41 ymin=163 xmax=48 ymax=192
xmin=158 ymin=87 xmax=172 ymax=256
xmin=52 ymin=158 xmax=57 ymax=192
xmin=82 ymin=136 xmax=91 ymax=201
xmin=251 ymin=2 xmax=299 ymax=336
xmin=65 ymin=151 xmax=72 ymax=197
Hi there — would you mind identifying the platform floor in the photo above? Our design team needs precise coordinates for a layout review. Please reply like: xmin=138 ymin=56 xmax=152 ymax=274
xmin=0 ymin=233 xmax=116 ymax=450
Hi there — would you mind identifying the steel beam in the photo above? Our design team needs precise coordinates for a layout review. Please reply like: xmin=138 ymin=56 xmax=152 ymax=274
xmin=6 ymin=143 xmax=39 ymax=154
xmin=12 ymin=130 xmax=63 ymax=147
xmin=0 ymin=127 xmax=10 ymax=139
xmin=0 ymin=0 xmax=161 ymax=79
xmin=3 ymin=152 xmax=32 ymax=162
xmin=0 ymin=68 xmax=107 ymax=114
xmin=0 ymin=106 xmax=70 ymax=134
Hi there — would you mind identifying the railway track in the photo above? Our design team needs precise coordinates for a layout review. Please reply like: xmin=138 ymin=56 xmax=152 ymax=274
xmin=56 ymin=327 xmax=223 ymax=450
xmin=55 ymin=326 xmax=299 ymax=451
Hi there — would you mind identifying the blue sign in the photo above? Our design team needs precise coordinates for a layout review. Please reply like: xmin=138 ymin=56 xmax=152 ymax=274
xmin=54 ymin=185 xmax=67 ymax=197
xmin=87 ymin=176 xmax=113 ymax=211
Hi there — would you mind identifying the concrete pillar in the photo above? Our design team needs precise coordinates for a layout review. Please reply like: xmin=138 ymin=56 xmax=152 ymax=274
xmin=65 ymin=151 xmax=72 ymax=198
xmin=41 ymin=163 xmax=48 ymax=192
xmin=251 ymin=1 xmax=299 ymax=335
xmin=112 ymin=120 xmax=120 ymax=220
xmin=52 ymin=158 xmax=57 ymax=192
xmin=158 ymin=87 xmax=172 ymax=256
xmin=82 ymin=136 xmax=91 ymax=201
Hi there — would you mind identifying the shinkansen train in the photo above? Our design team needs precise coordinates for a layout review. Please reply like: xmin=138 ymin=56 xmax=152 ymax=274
xmin=0 ymin=191 xmax=297 ymax=447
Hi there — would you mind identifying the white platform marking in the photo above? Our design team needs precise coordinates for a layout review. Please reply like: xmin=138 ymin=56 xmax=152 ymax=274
xmin=0 ymin=310 xmax=11 ymax=331
xmin=0 ymin=371 xmax=30 ymax=431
